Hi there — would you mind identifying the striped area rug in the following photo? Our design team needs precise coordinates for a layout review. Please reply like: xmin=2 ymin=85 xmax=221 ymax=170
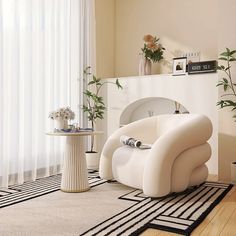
xmin=0 ymin=170 xmax=106 ymax=209
xmin=81 ymin=181 xmax=233 ymax=236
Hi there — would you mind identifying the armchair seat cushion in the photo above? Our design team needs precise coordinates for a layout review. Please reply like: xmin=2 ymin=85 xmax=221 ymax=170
xmin=112 ymin=146 xmax=150 ymax=189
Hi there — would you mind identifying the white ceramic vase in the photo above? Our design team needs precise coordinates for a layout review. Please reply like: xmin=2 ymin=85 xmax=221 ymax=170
xmin=231 ymin=162 xmax=236 ymax=184
xmin=55 ymin=118 xmax=68 ymax=130
xmin=139 ymin=56 xmax=152 ymax=75
xmin=85 ymin=152 xmax=100 ymax=170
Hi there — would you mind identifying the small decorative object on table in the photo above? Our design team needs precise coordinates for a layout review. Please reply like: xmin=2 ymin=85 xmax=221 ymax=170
xmin=172 ymin=57 xmax=187 ymax=76
xmin=139 ymin=34 xmax=165 ymax=76
xmin=174 ymin=101 xmax=181 ymax=114
xmin=182 ymin=51 xmax=200 ymax=71
xmin=49 ymin=106 xmax=75 ymax=130
xmin=188 ymin=60 xmax=217 ymax=74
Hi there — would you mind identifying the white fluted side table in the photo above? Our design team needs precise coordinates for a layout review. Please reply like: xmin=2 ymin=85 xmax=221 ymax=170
xmin=46 ymin=131 xmax=103 ymax=193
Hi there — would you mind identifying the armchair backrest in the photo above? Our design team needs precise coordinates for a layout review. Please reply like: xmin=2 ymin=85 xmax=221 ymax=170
xmin=115 ymin=114 xmax=212 ymax=144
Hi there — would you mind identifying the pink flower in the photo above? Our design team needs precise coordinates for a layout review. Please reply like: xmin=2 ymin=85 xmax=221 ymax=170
xmin=147 ymin=42 xmax=159 ymax=51
xmin=143 ymin=34 xmax=155 ymax=43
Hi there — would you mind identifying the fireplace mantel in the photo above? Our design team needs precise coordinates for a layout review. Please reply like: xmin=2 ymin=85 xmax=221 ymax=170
xmin=105 ymin=73 xmax=218 ymax=174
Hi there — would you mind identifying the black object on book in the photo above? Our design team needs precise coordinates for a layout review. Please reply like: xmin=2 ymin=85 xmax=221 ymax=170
xmin=120 ymin=135 xmax=142 ymax=148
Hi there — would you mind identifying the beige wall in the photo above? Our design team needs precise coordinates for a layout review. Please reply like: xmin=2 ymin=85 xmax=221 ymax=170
xmin=94 ymin=0 xmax=116 ymax=151
xmin=95 ymin=0 xmax=236 ymax=180
xmin=115 ymin=0 xmax=218 ymax=76
xmin=95 ymin=0 xmax=115 ymax=78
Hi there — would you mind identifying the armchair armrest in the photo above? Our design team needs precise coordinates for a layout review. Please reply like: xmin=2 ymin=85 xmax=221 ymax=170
xmin=99 ymin=117 xmax=157 ymax=179
xmin=143 ymin=115 xmax=212 ymax=197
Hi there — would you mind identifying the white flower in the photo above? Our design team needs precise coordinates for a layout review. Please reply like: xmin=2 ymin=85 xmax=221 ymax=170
xmin=48 ymin=107 xmax=75 ymax=121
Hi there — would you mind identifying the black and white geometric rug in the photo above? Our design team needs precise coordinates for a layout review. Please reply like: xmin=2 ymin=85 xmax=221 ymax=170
xmin=0 ymin=170 xmax=106 ymax=209
xmin=0 ymin=172 xmax=233 ymax=236
xmin=81 ymin=181 xmax=233 ymax=236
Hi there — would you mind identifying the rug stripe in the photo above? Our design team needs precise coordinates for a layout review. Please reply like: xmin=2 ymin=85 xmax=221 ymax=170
xmin=156 ymin=216 xmax=192 ymax=226
xmin=153 ymin=219 xmax=188 ymax=230
xmin=168 ymin=186 xmax=212 ymax=217
xmin=81 ymin=182 xmax=233 ymax=236
xmin=0 ymin=171 xmax=106 ymax=209
xmin=163 ymin=185 xmax=208 ymax=216
xmin=177 ymin=188 xmax=218 ymax=218
xmin=187 ymin=188 xmax=223 ymax=220
xmin=119 ymin=189 xmax=201 ymax=236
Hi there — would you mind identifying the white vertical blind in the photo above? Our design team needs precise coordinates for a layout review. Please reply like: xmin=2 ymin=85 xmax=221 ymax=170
xmin=0 ymin=0 xmax=94 ymax=188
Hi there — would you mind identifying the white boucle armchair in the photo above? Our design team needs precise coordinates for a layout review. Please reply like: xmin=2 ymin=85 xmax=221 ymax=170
xmin=99 ymin=114 xmax=213 ymax=198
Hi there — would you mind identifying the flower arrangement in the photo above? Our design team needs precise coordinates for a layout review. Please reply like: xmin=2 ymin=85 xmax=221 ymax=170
xmin=141 ymin=34 xmax=165 ymax=63
xmin=49 ymin=107 xmax=75 ymax=121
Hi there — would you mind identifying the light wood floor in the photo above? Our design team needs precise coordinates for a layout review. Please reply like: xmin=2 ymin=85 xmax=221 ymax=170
xmin=142 ymin=175 xmax=236 ymax=236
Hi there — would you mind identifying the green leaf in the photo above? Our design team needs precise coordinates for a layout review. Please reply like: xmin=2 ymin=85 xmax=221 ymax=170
xmin=223 ymin=84 xmax=228 ymax=91
xmin=84 ymin=90 xmax=92 ymax=97
xmin=229 ymin=58 xmax=236 ymax=61
xmin=220 ymin=52 xmax=229 ymax=57
xmin=230 ymin=50 xmax=236 ymax=55
xmin=115 ymin=79 xmax=123 ymax=89
xmin=223 ymin=78 xmax=228 ymax=83
xmin=216 ymin=82 xmax=223 ymax=87
xmin=83 ymin=66 xmax=91 ymax=75
xmin=218 ymin=57 xmax=228 ymax=61
xmin=88 ymin=81 xmax=95 ymax=85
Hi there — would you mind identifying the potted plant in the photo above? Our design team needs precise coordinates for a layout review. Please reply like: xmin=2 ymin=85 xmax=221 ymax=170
xmin=217 ymin=47 xmax=236 ymax=183
xmin=217 ymin=47 xmax=236 ymax=113
xmin=82 ymin=67 xmax=122 ymax=169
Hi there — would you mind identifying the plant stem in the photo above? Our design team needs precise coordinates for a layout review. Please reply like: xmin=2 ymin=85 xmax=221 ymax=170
xmin=227 ymin=59 xmax=236 ymax=97
xmin=90 ymin=121 xmax=94 ymax=152
xmin=96 ymin=81 xmax=119 ymax=95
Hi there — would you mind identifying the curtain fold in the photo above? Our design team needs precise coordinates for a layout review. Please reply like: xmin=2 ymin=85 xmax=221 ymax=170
xmin=0 ymin=0 xmax=94 ymax=188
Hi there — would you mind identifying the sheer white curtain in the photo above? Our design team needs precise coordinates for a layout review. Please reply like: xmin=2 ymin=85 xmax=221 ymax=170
xmin=0 ymin=0 xmax=95 ymax=188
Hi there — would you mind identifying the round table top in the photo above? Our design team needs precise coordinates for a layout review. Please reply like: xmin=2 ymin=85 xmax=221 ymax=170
xmin=46 ymin=131 xmax=103 ymax=137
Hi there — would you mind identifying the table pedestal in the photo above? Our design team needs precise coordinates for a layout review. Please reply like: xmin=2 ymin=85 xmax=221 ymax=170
xmin=61 ymin=136 xmax=90 ymax=192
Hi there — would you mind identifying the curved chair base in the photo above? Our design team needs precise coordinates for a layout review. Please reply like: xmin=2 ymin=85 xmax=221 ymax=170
xmin=112 ymin=143 xmax=211 ymax=197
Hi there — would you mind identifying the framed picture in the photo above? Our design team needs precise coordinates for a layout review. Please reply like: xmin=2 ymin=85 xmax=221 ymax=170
xmin=172 ymin=57 xmax=187 ymax=76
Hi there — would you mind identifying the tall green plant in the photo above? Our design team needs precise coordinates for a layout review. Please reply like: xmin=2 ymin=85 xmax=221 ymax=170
xmin=82 ymin=67 xmax=122 ymax=152
xmin=217 ymin=48 xmax=236 ymax=120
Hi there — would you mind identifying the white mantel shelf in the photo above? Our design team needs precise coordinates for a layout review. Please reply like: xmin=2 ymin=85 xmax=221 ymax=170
xmin=106 ymin=73 xmax=218 ymax=175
